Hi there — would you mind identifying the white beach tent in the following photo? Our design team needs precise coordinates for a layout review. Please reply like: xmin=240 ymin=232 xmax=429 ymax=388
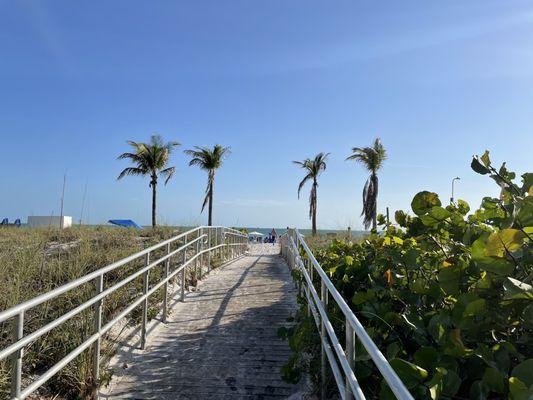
xmin=248 ymin=231 xmax=264 ymax=241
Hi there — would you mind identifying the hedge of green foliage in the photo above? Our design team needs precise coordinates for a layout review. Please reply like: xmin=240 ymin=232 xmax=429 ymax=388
xmin=280 ymin=152 xmax=532 ymax=399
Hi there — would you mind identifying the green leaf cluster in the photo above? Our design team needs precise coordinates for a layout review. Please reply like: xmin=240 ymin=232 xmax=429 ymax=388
xmin=281 ymin=152 xmax=532 ymax=399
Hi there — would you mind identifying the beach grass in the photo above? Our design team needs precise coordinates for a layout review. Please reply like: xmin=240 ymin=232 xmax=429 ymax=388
xmin=0 ymin=225 xmax=194 ymax=399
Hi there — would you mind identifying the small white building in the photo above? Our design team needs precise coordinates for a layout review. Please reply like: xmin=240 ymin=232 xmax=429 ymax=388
xmin=28 ymin=216 xmax=73 ymax=229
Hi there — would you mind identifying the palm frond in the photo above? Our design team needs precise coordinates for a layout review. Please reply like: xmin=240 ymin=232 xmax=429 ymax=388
xmin=297 ymin=174 xmax=312 ymax=199
xmin=117 ymin=136 xmax=178 ymax=184
xmin=293 ymin=153 xmax=328 ymax=221
xmin=117 ymin=167 xmax=146 ymax=180
xmin=160 ymin=167 xmax=176 ymax=185
xmin=346 ymin=138 xmax=386 ymax=173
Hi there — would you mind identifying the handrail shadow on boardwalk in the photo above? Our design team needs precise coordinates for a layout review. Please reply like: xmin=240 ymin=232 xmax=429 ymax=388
xmin=100 ymin=252 xmax=304 ymax=399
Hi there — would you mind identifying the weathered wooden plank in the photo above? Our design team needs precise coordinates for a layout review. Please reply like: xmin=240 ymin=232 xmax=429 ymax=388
xmin=102 ymin=245 xmax=302 ymax=399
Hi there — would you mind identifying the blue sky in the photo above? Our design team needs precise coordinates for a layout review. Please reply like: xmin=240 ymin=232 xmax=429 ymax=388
xmin=1 ymin=0 xmax=532 ymax=229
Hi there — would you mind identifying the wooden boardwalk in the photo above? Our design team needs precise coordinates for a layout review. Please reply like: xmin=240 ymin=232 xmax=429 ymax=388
xmin=101 ymin=244 xmax=302 ymax=399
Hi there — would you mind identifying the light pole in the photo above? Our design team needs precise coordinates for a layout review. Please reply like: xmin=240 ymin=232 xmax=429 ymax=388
xmin=451 ymin=177 xmax=460 ymax=204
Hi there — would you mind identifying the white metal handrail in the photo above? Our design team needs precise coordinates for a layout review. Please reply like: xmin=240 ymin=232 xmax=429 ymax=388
xmin=280 ymin=229 xmax=414 ymax=400
xmin=0 ymin=226 xmax=248 ymax=400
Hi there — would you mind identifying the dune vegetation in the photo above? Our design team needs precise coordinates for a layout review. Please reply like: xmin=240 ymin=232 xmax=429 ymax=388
xmin=280 ymin=152 xmax=532 ymax=399
xmin=0 ymin=226 xmax=216 ymax=399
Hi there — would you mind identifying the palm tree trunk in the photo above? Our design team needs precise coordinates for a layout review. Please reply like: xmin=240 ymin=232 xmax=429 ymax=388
xmin=312 ymin=181 xmax=317 ymax=236
xmin=208 ymin=176 xmax=214 ymax=226
xmin=372 ymin=173 xmax=378 ymax=230
xmin=151 ymin=179 xmax=157 ymax=228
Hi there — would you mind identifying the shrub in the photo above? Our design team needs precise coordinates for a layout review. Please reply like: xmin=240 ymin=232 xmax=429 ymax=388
xmin=281 ymin=151 xmax=532 ymax=399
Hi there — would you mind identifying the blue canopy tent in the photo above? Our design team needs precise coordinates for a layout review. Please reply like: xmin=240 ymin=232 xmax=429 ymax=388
xmin=1 ymin=218 xmax=21 ymax=227
xmin=108 ymin=219 xmax=142 ymax=229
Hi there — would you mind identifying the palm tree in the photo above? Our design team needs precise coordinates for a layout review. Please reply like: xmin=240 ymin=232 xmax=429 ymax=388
xmin=346 ymin=138 xmax=386 ymax=230
xmin=117 ymin=135 xmax=180 ymax=228
xmin=185 ymin=144 xmax=231 ymax=226
xmin=293 ymin=152 xmax=329 ymax=236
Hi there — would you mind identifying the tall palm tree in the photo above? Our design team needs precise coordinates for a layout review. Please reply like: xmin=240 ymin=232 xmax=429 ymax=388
xmin=293 ymin=153 xmax=329 ymax=236
xmin=346 ymin=138 xmax=386 ymax=230
xmin=185 ymin=144 xmax=231 ymax=226
xmin=117 ymin=135 xmax=179 ymax=228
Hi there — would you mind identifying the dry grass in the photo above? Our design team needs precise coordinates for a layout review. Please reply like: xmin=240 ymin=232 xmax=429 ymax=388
xmin=0 ymin=225 xmax=216 ymax=399
xmin=300 ymin=230 xmax=364 ymax=250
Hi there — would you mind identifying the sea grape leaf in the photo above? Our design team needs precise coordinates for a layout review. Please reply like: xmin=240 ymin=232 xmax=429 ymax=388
xmin=485 ymin=229 xmax=526 ymax=257
xmin=471 ymin=237 xmax=515 ymax=275
xmin=386 ymin=342 xmax=401 ymax=359
xmin=509 ymin=377 xmax=533 ymax=400
xmin=427 ymin=368 xmax=444 ymax=400
xmin=522 ymin=172 xmax=533 ymax=195
xmin=438 ymin=266 xmax=460 ymax=295
xmin=470 ymin=380 xmax=489 ymax=400
xmin=428 ymin=313 xmax=450 ymax=343
xmin=352 ymin=290 xmax=374 ymax=305
xmin=403 ymin=248 xmax=419 ymax=268
xmin=395 ymin=210 xmax=408 ymax=226
xmin=414 ymin=347 xmax=439 ymax=371
xmin=481 ymin=150 xmax=491 ymax=167
xmin=503 ymin=277 xmax=533 ymax=300
xmin=482 ymin=367 xmax=505 ymax=393
xmin=428 ymin=367 xmax=461 ymax=400
xmin=511 ymin=359 xmax=533 ymax=387
xmin=457 ymin=199 xmax=470 ymax=215
xmin=389 ymin=358 xmax=428 ymax=388
xmin=442 ymin=369 xmax=461 ymax=396
xmin=516 ymin=196 xmax=533 ymax=226
xmin=412 ymin=191 xmax=441 ymax=216
xmin=463 ymin=298 xmax=486 ymax=317
xmin=523 ymin=304 xmax=533 ymax=324
xmin=421 ymin=206 xmax=452 ymax=226
xmin=445 ymin=329 xmax=470 ymax=357
xmin=471 ymin=157 xmax=490 ymax=175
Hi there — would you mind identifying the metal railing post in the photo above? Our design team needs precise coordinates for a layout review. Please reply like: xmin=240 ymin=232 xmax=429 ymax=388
xmin=222 ymin=229 xmax=225 ymax=261
xmin=195 ymin=232 xmax=200 ymax=285
xmin=181 ymin=235 xmax=187 ymax=302
xmin=199 ymin=228 xmax=204 ymax=279
xmin=306 ymin=258 xmax=311 ymax=316
xmin=320 ymin=281 xmax=327 ymax=400
xmin=140 ymin=252 xmax=150 ymax=350
xmin=213 ymin=228 xmax=218 ymax=258
xmin=345 ymin=322 xmax=355 ymax=400
xmin=11 ymin=311 xmax=24 ymax=399
xmin=92 ymin=275 xmax=104 ymax=392
xmin=207 ymin=228 xmax=211 ymax=273
xmin=163 ymin=243 xmax=170 ymax=323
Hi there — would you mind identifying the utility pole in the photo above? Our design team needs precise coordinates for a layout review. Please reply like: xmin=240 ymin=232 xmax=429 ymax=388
xmin=79 ymin=179 xmax=88 ymax=225
xmin=59 ymin=174 xmax=66 ymax=229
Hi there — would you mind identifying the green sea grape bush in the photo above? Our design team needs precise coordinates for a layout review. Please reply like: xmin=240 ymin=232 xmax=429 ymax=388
xmin=280 ymin=152 xmax=532 ymax=399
